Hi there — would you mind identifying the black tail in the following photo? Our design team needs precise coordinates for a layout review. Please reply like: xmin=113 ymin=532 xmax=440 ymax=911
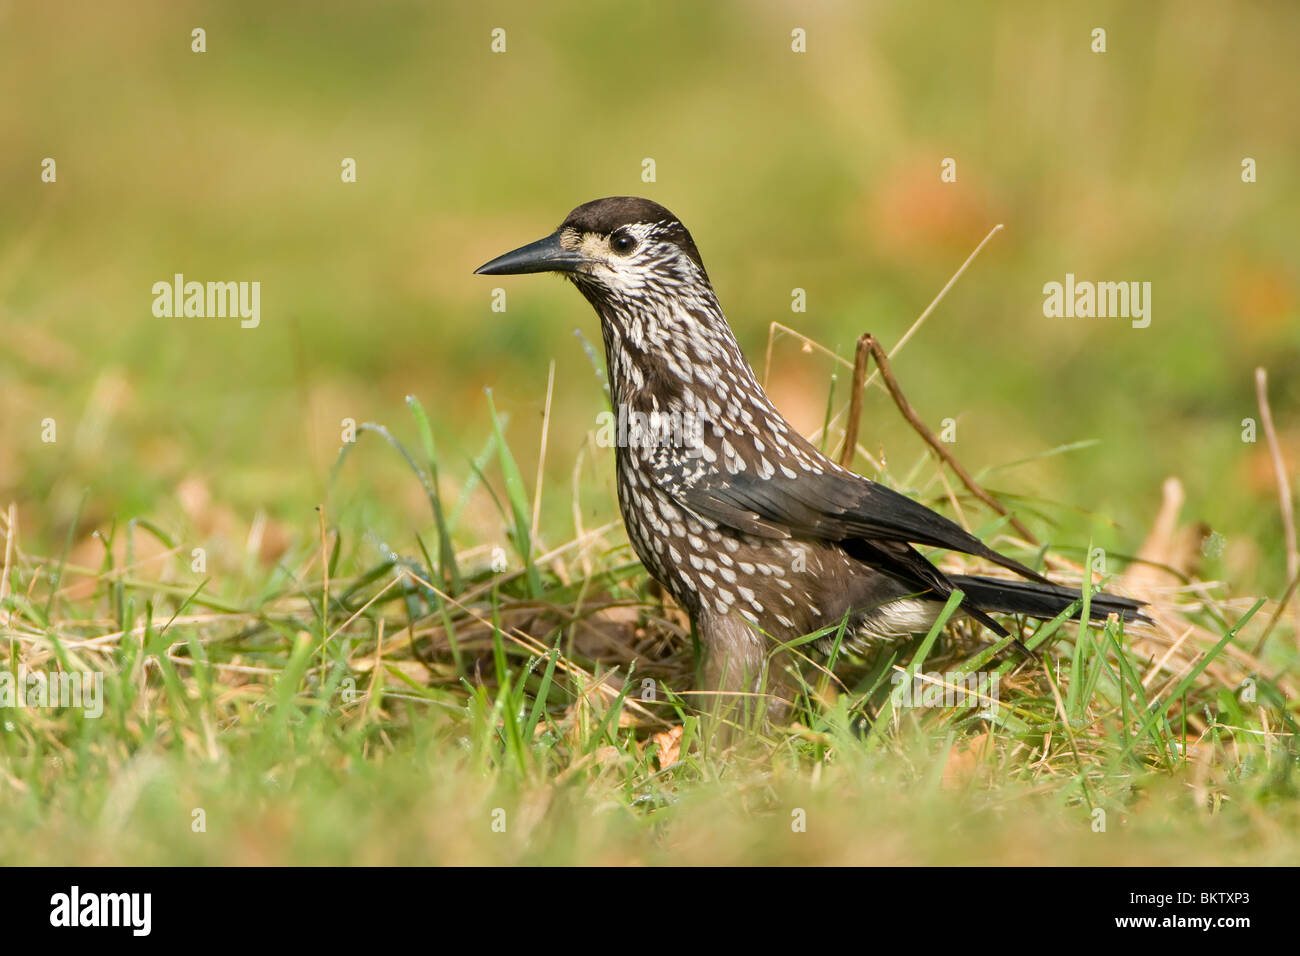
xmin=950 ymin=574 xmax=1149 ymax=626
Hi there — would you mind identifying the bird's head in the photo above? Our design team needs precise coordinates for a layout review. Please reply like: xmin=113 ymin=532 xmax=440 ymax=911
xmin=474 ymin=197 xmax=710 ymax=300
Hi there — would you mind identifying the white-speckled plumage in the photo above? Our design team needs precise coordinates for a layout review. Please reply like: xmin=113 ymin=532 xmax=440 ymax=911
xmin=476 ymin=197 xmax=1147 ymax=715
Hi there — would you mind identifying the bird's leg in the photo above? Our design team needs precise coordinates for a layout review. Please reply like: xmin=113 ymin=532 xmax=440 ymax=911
xmin=698 ymin=611 xmax=794 ymax=740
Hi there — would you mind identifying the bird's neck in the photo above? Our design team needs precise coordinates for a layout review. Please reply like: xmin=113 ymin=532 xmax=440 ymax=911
xmin=589 ymin=289 xmax=759 ymax=413
xmin=574 ymin=285 xmax=806 ymax=468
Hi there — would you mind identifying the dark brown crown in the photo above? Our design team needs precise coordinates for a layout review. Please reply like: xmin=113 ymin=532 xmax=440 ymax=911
xmin=560 ymin=196 xmax=707 ymax=277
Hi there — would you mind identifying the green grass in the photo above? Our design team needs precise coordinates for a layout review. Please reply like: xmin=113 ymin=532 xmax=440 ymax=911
xmin=2 ymin=390 xmax=1296 ymax=865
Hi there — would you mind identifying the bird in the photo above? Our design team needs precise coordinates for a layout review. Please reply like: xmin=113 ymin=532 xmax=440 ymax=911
xmin=476 ymin=197 xmax=1144 ymax=719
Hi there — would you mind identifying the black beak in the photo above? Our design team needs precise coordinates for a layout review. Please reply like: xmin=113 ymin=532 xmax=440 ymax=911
xmin=474 ymin=231 xmax=587 ymax=276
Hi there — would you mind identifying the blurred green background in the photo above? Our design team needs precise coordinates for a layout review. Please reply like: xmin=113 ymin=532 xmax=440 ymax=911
xmin=2 ymin=0 xmax=1297 ymax=593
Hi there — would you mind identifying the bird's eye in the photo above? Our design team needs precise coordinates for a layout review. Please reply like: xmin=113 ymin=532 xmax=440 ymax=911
xmin=610 ymin=231 xmax=638 ymax=256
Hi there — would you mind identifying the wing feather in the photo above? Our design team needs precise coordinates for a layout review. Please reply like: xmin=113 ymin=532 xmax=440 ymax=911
xmin=676 ymin=466 xmax=1048 ymax=585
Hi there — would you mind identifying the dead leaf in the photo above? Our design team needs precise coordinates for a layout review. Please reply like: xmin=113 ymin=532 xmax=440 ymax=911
xmin=654 ymin=724 xmax=684 ymax=769
xmin=942 ymin=731 xmax=992 ymax=790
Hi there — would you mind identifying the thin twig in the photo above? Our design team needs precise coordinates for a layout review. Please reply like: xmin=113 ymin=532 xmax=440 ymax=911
xmin=366 ymin=616 xmax=386 ymax=721
xmin=317 ymin=504 xmax=330 ymax=663
xmin=839 ymin=335 xmax=871 ymax=467
xmin=772 ymin=225 xmax=1006 ymax=473
xmin=763 ymin=224 xmax=1005 ymax=397
xmin=889 ymin=224 xmax=1005 ymax=364
xmin=1255 ymin=366 xmax=1299 ymax=652
xmin=1252 ymin=569 xmax=1300 ymax=658
xmin=762 ymin=320 xmax=861 ymax=388
xmin=858 ymin=334 xmax=1041 ymax=547
xmin=0 ymin=504 xmax=15 ymax=630
xmin=532 ymin=359 xmax=556 ymax=539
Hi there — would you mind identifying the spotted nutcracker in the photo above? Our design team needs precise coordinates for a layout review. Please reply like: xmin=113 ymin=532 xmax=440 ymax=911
xmin=476 ymin=197 xmax=1143 ymax=713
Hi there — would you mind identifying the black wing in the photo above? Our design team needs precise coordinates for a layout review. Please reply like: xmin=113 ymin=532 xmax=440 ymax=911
xmin=668 ymin=459 xmax=1049 ymax=586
